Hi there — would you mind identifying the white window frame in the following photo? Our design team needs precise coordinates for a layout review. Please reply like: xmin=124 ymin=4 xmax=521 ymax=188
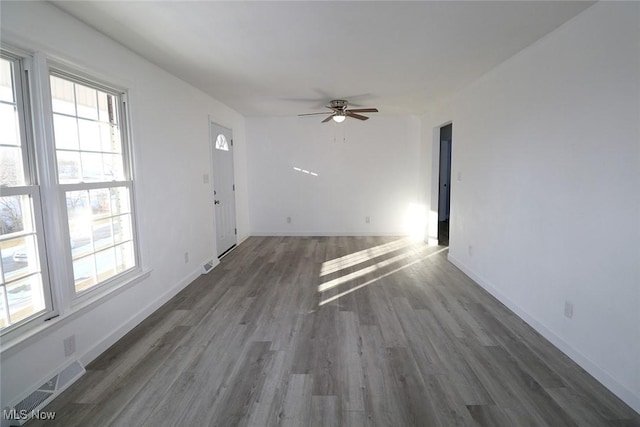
xmin=0 ymin=46 xmax=144 ymax=346
xmin=46 ymin=65 xmax=141 ymax=304
xmin=0 ymin=50 xmax=56 ymax=341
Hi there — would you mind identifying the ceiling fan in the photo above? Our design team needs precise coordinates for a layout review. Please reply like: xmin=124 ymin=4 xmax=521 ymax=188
xmin=298 ymin=99 xmax=379 ymax=123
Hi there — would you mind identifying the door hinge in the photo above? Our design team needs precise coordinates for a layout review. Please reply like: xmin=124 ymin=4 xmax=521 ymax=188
xmin=232 ymin=184 xmax=235 ymax=191
xmin=234 ymin=228 xmax=237 ymax=235
xmin=230 ymin=139 xmax=233 ymax=147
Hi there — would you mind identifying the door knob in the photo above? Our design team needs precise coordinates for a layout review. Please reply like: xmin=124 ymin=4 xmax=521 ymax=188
xmin=214 ymin=200 xmax=220 ymax=205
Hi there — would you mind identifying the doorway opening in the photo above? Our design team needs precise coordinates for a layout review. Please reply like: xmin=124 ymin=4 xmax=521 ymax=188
xmin=210 ymin=122 xmax=237 ymax=258
xmin=438 ymin=123 xmax=452 ymax=246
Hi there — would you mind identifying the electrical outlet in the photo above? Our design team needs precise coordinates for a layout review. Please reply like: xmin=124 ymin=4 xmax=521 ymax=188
xmin=203 ymin=173 xmax=209 ymax=184
xmin=564 ymin=301 xmax=573 ymax=319
xmin=457 ymin=171 xmax=462 ymax=182
xmin=64 ymin=335 xmax=76 ymax=357
xmin=184 ymin=252 xmax=189 ymax=263
xmin=286 ymin=216 xmax=291 ymax=224
xmin=468 ymin=245 xmax=474 ymax=256
xmin=365 ymin=216 xmax=370 ymax=224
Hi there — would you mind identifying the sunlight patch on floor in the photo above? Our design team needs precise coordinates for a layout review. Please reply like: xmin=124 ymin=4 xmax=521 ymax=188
xmin=318 ymin=247 xmax=449 ymax=306
xmin=319 ymin=238 xmax=412 ymax=277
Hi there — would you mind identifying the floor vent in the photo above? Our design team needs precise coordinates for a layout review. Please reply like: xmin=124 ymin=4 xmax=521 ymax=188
xmin=3 ymin=360 xmax=85 ymax=426
xmin=202 ymin=259 xmax=215 ymax=274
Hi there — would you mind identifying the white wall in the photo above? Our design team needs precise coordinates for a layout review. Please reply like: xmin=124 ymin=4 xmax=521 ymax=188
xmin=246 ymin=116 xmax=422 ymax=236
xmin=0 ymin=1 xmax=248 ymax=409
xmin=445 ymin=2 xmax=640 ymax=411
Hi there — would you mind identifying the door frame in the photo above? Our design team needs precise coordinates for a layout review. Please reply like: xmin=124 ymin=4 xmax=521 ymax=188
xmin=209 ymin=119 xmax=237 ymax=258
xmin=437 ymin=124 xmax=452 ymax=245
xmin=427 ymin=120 xmax=453 ymax=245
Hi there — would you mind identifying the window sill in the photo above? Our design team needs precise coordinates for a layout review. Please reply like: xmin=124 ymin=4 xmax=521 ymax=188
xmin=0 ymin=268 xmax=152 ymax=359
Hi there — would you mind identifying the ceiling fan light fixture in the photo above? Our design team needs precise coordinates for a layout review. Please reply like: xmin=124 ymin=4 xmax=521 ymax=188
xmin=298 ymin=99 xmax=378 ymax=123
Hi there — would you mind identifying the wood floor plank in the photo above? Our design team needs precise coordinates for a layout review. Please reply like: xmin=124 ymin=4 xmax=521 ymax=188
xmin=338 ymin=311 xmax=365 ymax=412
xmin=466 ymin=404 xmax=518 ymax=427
xmin=26 ymin=236 xmax=638 ymax=427
xmin=280 ymin=374 xmax=313 ymax=427
xmin=246 ymin=350 xmax=288 ymax=427
xmin=205 ymin=341 xmax=274 ymax=426
xmin=386 ymin=346 xmax=440 ymax=426
xmin=110 ymin=344 xmax=206 ymax=427
xmin=311 ymin=396 xmax=340 ymax=427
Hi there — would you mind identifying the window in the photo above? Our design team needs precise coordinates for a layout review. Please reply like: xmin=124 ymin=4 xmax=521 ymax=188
xmin=215 ymin=134 xmax=229 ymax=151
xmin=50 ymin=71 xmax=137 ymax=294
xmin=0 ymin=47 xmax=140 ymax=340
xmin=0 ymin=54 xmax=52 ymax=332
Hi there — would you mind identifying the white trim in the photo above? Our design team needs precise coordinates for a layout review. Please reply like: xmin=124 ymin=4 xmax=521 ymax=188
xmin=447 ymin=253 xmax=640 ymax=414
xmin=250 ymin=231 xmax=410 ymax=237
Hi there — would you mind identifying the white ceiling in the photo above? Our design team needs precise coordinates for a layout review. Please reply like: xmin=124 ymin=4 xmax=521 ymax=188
xmin=52 ymin=1 xmax=594 ymax=117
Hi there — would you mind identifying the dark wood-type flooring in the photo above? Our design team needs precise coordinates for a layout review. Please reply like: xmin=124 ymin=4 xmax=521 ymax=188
xmin=28 ymin=236 xmax=640 ymax=426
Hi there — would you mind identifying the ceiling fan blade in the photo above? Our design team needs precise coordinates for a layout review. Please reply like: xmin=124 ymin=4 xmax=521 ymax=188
xmin=298 ymin=112 xmax=333 ymax=116
xmin=346 ymin=108 xmax=378 ymax=113
xmin=346 ymin=112 xmax=369 ymax=121
xmin=322 ymin=114 xmax=335 ymax=123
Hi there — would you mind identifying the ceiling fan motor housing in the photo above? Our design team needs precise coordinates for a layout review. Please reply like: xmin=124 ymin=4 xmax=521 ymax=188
xmin=330 ymin=99 xmax=348 ymax=110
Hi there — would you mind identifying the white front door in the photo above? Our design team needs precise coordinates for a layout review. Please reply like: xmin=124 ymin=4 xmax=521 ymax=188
xmin=210 ymin=122 xmax=236 ymax=257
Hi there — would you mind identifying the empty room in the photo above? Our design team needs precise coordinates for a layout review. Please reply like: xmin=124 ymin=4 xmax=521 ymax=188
xmin=0 ymin=1 xmax=638 ymax=426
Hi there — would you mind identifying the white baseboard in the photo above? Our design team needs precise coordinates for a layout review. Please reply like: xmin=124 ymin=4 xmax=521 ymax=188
xmin=79 ymin=267 xmax=203 ymax=366
xmin=447 ymin=254 xmax=640 ymax=414
xmin=250 ymin=231 xmax=408 ymax=237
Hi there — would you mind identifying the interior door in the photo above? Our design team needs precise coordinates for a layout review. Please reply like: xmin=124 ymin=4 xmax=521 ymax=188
xmin=210 ymin=122 xmax=237 ymax=257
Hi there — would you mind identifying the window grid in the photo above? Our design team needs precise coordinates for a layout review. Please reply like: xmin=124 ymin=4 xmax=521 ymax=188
xmin=50 ymin=71 xmax=138 ymax=295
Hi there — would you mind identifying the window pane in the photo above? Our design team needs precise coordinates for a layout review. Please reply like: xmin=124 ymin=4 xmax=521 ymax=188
xmin=71 ymin=236 xmax=92 ymax=259
xmin=115 ymin=241 xmax=134 ymax=273
xmin=101 ymin=124 xmax=122 ymax=153
xmin=92 ymin=218 xmax=113 ymax=251
xmin=89 ymin=188 xmax=111 ymax=217
xmin=95 ymin=247 xmax=116 ymax=282
xmin=66 ymin=190 xmax=90 ymax=217
xmin=78 ymin=118 xmax=102 ymax=152
xmin=57 ymin=150 xmax=81 ymax=183
xmin=67 ymin=191 xmax=92 ymax=259
xmin=110 ymin=187 xmax=130 ymax=214
xmin=215 ymin=134 xmax=229 ymax=151
xmin=1 ymin=235 xmax=39 ymax=282
xmin=51 ymin=75 xmax=76 ymax=115
xmin=97 ymin=92 xmax=109 ymax=122
xmin=53 ymin=114 xmax=79 ymax=150
xmin=113 ymin=214 xmax=132 ymax=244
xmin=103 ymin=153 xmax=124 ymax=180
xmin=0 ymin=58 xmax=14 ymax=103
xmin=73 ymin=255 xmax=96 ymax=292
xmin=0 ymin=103 xmax=20 ymax=146
xmin=81 ymin=152 xmax=104 ymax=181
xmin=75 ymin=83 xmax=98 ymax=120
xmin=6 ymin=274 xmax=45 ymax=324
xmin=0 ymin=195 xmax=33 ymax=236
xmin=0 ymin=146 xmax=25 ymax=186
